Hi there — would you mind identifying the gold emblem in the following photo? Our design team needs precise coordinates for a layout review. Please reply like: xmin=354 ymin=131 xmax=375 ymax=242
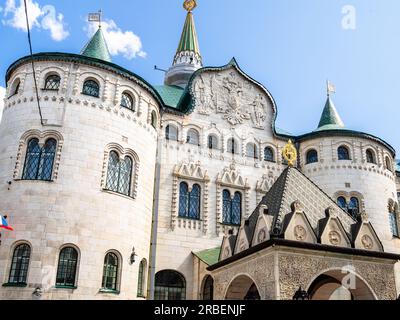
xmin=282 ymin=139 xmax=297 ymax=167
xmin=183 ymin=0 xmax=197 ymax=12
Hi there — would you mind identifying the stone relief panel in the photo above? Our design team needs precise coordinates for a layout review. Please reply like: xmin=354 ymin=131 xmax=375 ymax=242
xmin=190 ymin=68 xmax=275 ymax=130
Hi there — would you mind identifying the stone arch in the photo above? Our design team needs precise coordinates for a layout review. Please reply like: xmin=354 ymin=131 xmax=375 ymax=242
xmin=224 ymin=274 xmax=261 ymax=300
xmin=306 ymin=268 xmax=377 ymax=300
xmin=200 ymin=274 xmax=214 ymax=300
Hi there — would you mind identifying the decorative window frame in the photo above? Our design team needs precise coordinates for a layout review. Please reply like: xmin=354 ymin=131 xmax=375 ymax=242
xmin=99 ymin=249 xmax=123 ymax=294
xmin=75 ymin=72 xmax=104 ymax=99
xmin=148 ymin=105 xmax=161 ymax=130
xmin=256 ymin=172 xmax=276 ymax=203
xmin=54 ymin=243 xmax=81 ymax=289
xmin=4 ymin=240 xmax=33 ymax=286
xmin=185 ymin=125 xmax=202 ymax=146
xmin=119 ymin=88 xmax=138 ymax=112
xmin=333 ymin=191 xmax=365 ymax=214
xmin=216 ymin=163 xmax=250 ymax=236
xmin=361 ymin=143 xmax=379 ymax=165
xmin=100 ymin=143 xmax=140 ymax=199
xmin=262 ymin=143 xmax=277 ymax=163
xmin=171 ymin=161 xmax=210 ymax=234
xmin=137 ymin=258 xmax=147 ymax=298
xmin=13 ymin=130 xmax=64 ymax=181
xmin=163 ymin=120 xmax=182 ymax=142
xmin=388 ymin=199 xmax=400 ymax=238
xmin=332 ymin=141 xmax=354 ymax=162
xmin=40 ymin=67 xmax=67 ymax=93
xmin=205 ymin=124 xmax=223 ymax=152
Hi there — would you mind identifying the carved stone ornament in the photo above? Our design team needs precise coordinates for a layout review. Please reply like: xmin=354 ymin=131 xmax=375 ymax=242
xmin=294 ymin=225 xmax=306 ymax=241
xmin=257 ymin=229 xmax=267 ymax=243
xmin=361 ymin=235 xmax=373 ymax=249
xmin=291 ymin=200 xmax=303 ymax=213
xmin=328 ymin=231 xmax=341 ymax=246
xmin=239 ymin=239 xmax=246 ymax=251
xmin=223 ymin=247 xmax=230 ymax=259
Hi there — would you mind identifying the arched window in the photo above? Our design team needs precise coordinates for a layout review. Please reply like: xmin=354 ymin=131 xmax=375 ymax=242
xmin=246 ymin=143 xmax=258 ymax=159
xmin=8 ymin=243 xmax=31 ymax=285
xmin=121 ymin=91 xmax=135 ymax=111
xmin=366 ymin=149 xmax=376 ymax=164
xmin=389 ymin=202 xmax=399 ymax=237
xmin=264 ymin=147 xmax=275 ymax=162
xmin=56 ymin=247 xmax=78 ymax=288
xmin=385 ymin=157 xmax=392 ymax=171
xmin=348 ymin=197 xmax=360 ymax=218
xmin=208 ymin=135 xmax=218 ymax=150
xmin=337 ymin=197 xmax=347 ymax=211
xmin=166 ymin=124 xmax=178 ymax=141
xmin=44 ymin=74 xmax=61 ymax=90
xmin=151 ymin=111 xmax=157 ymax=129
xmin=105 ymin=151 xmax=133 ymax=197
xmin=82 ymin=79 xmax=100 ymax=97
xmin=306 ymin=149 xmax=318 ymax=164
xmin=338 ymin=146 xmax=350 ymax=160
xmin=101 ymin=252 xmax=119 ymax=291
xmin=179 ymin=182 xmax=201 ymax=220
xmin=186 ymin=129 xmax=200 ymax=146
xmin=137 ymin=259 xmax=146 ymax=297
xmin=227 ymin=138 xmax=237 ymax=155
xmin=202 ymin=275 xmax=214 ymax=300
xmin=154 ymin=270 xmax=186 ymax=300
xmin=9 ymin=78 xmax=20 ymax=97
xmin=22 ymin=138 xmax=57 ymax=181
xmin=222 ymin=190 xmax=241 ymax=226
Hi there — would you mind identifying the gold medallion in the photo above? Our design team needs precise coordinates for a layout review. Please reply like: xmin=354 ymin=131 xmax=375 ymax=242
xmin=282 ymin=139 xmax=297 ymax=167
xmin=183 ymin=0 xmax=197 ymax=12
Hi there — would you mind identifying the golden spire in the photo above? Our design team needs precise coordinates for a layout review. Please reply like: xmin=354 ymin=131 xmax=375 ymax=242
xmin=282 ymin=140 xmax=297 ymax=167
xmin=183 ymin=0 xmax=197 ymax=12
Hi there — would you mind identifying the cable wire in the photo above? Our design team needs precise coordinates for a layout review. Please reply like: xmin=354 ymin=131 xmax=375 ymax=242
xmin=24 ymin=0 xmax=44 ymax=126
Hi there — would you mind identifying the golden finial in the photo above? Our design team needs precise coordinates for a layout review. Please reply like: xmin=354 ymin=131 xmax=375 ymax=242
xmin=183 ymin=0 xmax=197 ymax=12
xmin=282 ymin=139 xmax=297 ymax=167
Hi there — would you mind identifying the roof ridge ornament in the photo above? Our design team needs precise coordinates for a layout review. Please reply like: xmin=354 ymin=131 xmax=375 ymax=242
xmin=327 ymin=79 xmax=336 ymax=97
xmin=183 ymin=0 xmax=197 ymax=12
xmin=282 ymin=139 xmax=297 ymax=167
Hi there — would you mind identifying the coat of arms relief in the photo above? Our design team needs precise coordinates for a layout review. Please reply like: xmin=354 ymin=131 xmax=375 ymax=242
xmin=192 ymin=69 xmax=270 ymax=128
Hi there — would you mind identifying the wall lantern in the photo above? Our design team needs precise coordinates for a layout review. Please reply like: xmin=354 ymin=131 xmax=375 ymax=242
xmin=292 ymin=286 xmax=310 ymax=300
xmin=130 ymin=247 xmax=137 ymax=265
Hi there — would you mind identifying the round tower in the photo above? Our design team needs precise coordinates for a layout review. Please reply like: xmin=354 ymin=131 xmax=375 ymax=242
xmin=0 ymin=28 xmax=161 ymax=299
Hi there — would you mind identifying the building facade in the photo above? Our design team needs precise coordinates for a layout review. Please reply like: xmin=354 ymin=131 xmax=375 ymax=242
xmin=0 ymin=2 xmax=399 ymax=300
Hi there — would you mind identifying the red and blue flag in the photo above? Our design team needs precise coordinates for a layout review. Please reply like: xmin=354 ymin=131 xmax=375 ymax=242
xmin=0 ymin=215 xmax=13 ymax=231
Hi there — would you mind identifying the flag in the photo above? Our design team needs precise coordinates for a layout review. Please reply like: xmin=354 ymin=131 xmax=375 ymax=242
xmin=88 ymin=12 xmax=101 ymax=22
xmin=0 ymin=215 xmax=13 ymax=231
xmin=327 ymin=80 xmax=336 ymax=95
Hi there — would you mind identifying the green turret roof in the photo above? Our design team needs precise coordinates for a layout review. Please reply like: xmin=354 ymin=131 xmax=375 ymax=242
xmin=176 ymin=12 xmax=200 ymax=55
xmin=81 ymin=27 xmax=112 ymax=62
xmin=316 ymin=96 xmax=345 ymax=131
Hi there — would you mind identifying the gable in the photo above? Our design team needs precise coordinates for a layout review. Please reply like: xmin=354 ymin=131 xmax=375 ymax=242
xmin=234 ymin=227 xmax=250 ymax=254
xmin=320 ymin=217 xmax=351 ymax=248
xmin=252 ymin=212 xmax=272 ymax=246
xmin=354 ymin=222 xmax=384 ymax=252
xmin=284 ymin=211 xmax=317 ymax=244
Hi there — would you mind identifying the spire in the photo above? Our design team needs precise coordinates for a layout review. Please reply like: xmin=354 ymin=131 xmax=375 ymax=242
xmin=81 ymin=27 xmax=112 ymax=63
xmin=164 ymin=0 xmax=203 ymax=88
xmin=317 ymin=96 xmax=345 ymax=131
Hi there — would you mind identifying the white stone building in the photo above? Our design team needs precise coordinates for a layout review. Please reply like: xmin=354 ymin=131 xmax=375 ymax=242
xmin=0 ymin=2 xmax=399 ymax=300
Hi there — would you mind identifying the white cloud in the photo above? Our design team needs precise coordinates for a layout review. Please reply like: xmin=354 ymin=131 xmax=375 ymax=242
xmin=2 ymin=0 xmax=69 ymax=41
xmin=0 ymin=86 xmax=6 ymax=123
xmin=87 ymin=19 xmax=146 ymax=60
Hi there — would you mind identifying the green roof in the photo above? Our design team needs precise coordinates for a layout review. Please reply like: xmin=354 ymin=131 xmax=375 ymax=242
xmin=176 ymin=12 xmax=200 ymax=55
xmin=154 ymin=85 xmax=184 ymax=108
xmin=81 ymin=28 xmax=112 ymax=62
xmin=193 ymin=247 xmax=221 ymax=266
xmin=316 ymin=96 xmax=345 ymax=131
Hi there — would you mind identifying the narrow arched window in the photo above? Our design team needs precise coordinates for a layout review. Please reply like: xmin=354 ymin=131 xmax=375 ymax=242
xmin=56 ymin=247 xmax=78 ymax=288
xmin=8 ymin=243 xmax=31 ymax=285
xmin=338 ymin=146 xmax=350 ymax=160
xmin=9 ymin=78 xmax=20 ymax=97
xmin=232 ymin=192 xmax=242 ymax=225
xmin=105 ymin=151 xmax=133 ymax=197
xmin=246 ymin=143 xmax=258 ymax=159
xmin=264 ymin=147 xmax=274 ymax=162
xmin=202 ymin=275 xmax=214 ymax=300
xmin=137 ymin=259 xmax=146 ymax=297
xmin=337 ymin=197 xmax=347 ymax=211
xmin=366 ymin=149 xmax=376 ymax=164
xmin=151 ymin=111 xmax=157 ymax=129
xmin=82 ymin=79 xmax=100 ymax=97
xmin=306 ymin=149 xmax=318 ymax=164
xmin=222 ymin=190 xmax=241 ymax=226
xmin=44 ymin=75 xmax=61 ymax=90
xmin=385 ymin=157 xmax=392 ymax=171
xmin=22 ymin=138 xmax=57 ymax=181
xmin=389 ymin=202 xmax=399 ymax=237
xmin=348 ymin=197 xmax=359 ymax=218
xmin=208 ymin=135 xmax=218 ymax=150
xmin=178 ymin=182 xmax=189 ymax=218
xmin=102 ymin=252 xmax=119 ymax=291
xmin=222 ymin=190 xmax=232 ymax=225
xmin=227 ymin=138 xmax=237 ymax=155
xmin=188 ymin=184 xmax=201 ymax=219
xmin=121 ymin=91 xmax=135 ymax=111
xmin=166 ymin=125 xmax=178 ymax=141
xmin=154 ymin=270 xmax=186 ymax=300
xmin=187 ymin=129 xmax=200 ymax=146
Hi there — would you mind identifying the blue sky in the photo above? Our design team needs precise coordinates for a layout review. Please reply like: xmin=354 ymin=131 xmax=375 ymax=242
xmin=0 ymin=0 xmax=399 ymax=155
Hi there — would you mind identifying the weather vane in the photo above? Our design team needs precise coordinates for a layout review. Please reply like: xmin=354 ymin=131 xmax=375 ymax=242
xmin=326 ymin=80 xmax=336 ymax=97
xmin=183 ymin=0 xmax=197 ymax=12
xmin=88 ymin=9 xmax=102 ymax=28
xmin=282 ymin=139 xmax=297 ymax=167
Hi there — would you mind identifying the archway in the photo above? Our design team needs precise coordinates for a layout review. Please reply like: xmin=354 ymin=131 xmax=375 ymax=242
xmin=307 ymin=269 xmax=376 ymax=300
xmin=154 ymin=270 xmax=186 ymax=300
xmin=201 ymin=275 xmax=214 ymax=300
xmin=225 ymin=275 xmax=261 ymax=300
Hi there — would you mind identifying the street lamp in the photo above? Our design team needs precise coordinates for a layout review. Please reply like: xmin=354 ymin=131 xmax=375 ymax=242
xmin=292 ymin=286 xmax=310 ymax=300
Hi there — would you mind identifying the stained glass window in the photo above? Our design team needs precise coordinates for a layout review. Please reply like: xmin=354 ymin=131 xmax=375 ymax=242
xmin=105 ymin=151 xmax=133 ymax=197
xmin=56 ymin=247 xmax=78 ymax=287
xmin=202 ymin=275 xmax=214 ymax=300
xmin=227 ymin=138 xmax=237 ymax=154
xmin=166 ymin=125 xmax=178 ymax=141
xmin=208 ymin=135 xmax=218 ymax=150
xmin=246 ymin=143 xmax=258 ymax=159
xmin=44 ymin=75 xmax=61 ymax=90
xmin=264 ymin=147 xmax=274 ymax=162
xmin=306 ymin=149 xmax=318 ymax=164
xmin=366 ymin=149 xmax=375 ymax=164
xmin=187 ymin=129 xmax=200 ymax=145
xmin=22 ymin=138 xmax=56 ymax=181
xmin=121 ymin=92 xmax=134 ymax=111
xmin=82 ymin=79 xmax=100 ymax=97
xmin=154 ymin=270 xmax=186 ymax=300
xmin=222 ymin=190 xmax=241 ymax=226
xmin=8 ymin=244 xmax=31 ymax=285
xmin=102 ymin=252 xmax=119 ymax=291
xmin=137 ymin=259 xmax=146 ymax=297
xmin=338 ymin=146 xmax=350 ymax=160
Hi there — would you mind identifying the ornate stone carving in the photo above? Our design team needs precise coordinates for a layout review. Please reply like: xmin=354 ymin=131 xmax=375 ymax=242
xmin=257 ymin=229 xmax=267 ymax=243
xmin=294 ymin=225 xmax=306 ymax=241
xmin=361 ymin=235 xmax=373 ymax=249
xmin=328 ymin=230 xmax=341 ymax=245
